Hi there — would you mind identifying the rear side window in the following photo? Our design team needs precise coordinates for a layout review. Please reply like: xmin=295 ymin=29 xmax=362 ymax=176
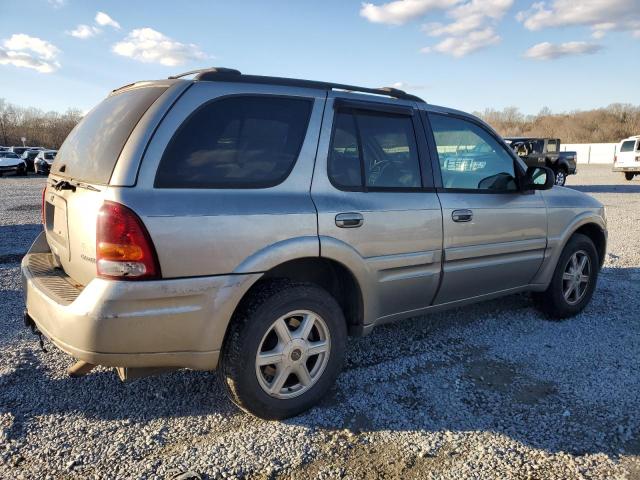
xmin=620 ymin=140 xmax=636 ymax=152
xmin=155 ymin=96 xmax=312 ymax=189
xmin=52 ymin=86 xmax=168 ymax=184
xmin=328 ymin=110 xmax=422 ymax=190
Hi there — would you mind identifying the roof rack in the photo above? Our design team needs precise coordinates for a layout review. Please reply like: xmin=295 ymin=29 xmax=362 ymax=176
xmin=168 ymin=67 xmax=426 ymax=103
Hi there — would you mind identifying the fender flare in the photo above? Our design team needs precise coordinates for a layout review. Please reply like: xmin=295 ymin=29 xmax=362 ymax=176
xmin=531 ymin=212 xmax=606 ymax=287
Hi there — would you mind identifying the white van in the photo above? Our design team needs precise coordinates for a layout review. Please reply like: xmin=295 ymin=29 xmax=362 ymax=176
xmin=613 ymin=136 xmax=640 ymax=180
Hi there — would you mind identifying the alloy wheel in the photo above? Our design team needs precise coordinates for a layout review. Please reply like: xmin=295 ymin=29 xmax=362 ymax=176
xmin=562 ymin=250 xmax=591 ymax=305
xmin=255 ymin=310 xmax=331 ymax=399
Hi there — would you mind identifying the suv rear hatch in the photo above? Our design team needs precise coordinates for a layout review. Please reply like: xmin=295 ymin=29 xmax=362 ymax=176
xmin=45 ymin=83 xmax=169 ymax=286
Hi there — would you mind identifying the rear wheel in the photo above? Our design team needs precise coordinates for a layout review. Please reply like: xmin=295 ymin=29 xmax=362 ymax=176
xmin=554 ymin=168 xmax=567 ymax=186
xmin=533 ymin=233 xmax=598 ymax=320
xmin=220 ymin=281 xmax=347 ymax=419
xmin=625 ymin=172 xmax=635 ymax=181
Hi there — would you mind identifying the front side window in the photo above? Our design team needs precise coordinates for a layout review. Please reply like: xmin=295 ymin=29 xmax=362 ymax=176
xmin=429 ymin=113 xmax=518 ymax=192
xmin=620 ymin=140 xmax=636 ymax=152
xmin=155 ymin=96 xmax=312 ymax=188
xmin=328 ymin=110 xmax=422 ymax=190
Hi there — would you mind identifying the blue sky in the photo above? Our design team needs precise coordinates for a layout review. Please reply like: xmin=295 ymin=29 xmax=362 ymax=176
xmin=1 ymin=0 xmax=639 ymax=115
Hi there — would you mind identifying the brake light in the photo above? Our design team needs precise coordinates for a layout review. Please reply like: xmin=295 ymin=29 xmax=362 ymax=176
xmin=96 ymin=201 xmax=161 ymax=280
xmin=614 ymin=155 xmax=617 ymax=163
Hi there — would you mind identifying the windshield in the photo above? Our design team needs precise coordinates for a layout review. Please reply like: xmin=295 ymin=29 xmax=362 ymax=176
xmin=620 ymin=140 xmax=636 ymax=152
xmin=51 ymin=85 xmax=168 ymax=184
xmin=1 ymin=152 xmax=19 ymax=159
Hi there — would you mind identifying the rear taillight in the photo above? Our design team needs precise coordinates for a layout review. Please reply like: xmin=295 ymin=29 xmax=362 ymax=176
xmin=96 ymin=201 xmax=161 ymax=280
xmin=41 ymin=185 xmax=46 ymax=225
xmin=614 ymin=155 xmax=617 ymax=163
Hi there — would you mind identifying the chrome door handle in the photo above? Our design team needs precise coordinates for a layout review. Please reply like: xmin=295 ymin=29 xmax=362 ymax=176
xmin=335 ymin=212 xmax=364 ymax=228
xmin=452 ymin=209 xmax=473 ymax=222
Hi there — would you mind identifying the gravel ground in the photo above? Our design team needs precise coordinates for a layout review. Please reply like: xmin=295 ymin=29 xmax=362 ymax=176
xmin=1 ymin=166 xmax=639 ymax=479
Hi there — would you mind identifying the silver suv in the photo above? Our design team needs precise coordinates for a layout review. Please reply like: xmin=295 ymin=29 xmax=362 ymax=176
xmin=22 ymin=68 xmax=607 ymax=419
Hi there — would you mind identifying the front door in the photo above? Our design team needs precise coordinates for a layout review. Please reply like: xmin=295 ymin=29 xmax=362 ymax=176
xmin=425 ymin=112 xmax=547 ymax=305
xmin=312 ymin=93 xmax=443 ymax=323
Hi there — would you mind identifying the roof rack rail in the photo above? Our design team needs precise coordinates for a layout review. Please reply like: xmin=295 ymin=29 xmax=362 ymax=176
xmin=169 ymin=67 xmax=425 ymax=103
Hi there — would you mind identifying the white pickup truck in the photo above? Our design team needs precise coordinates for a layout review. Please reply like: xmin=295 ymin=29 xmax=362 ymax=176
xmin=613 ymin=135 xmax=640 ymax=181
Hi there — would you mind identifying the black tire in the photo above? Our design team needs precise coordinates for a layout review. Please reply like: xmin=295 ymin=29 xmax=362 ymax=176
xmin=625 ymin=172 xmax=635 ymax=181
xmin=219 ymin=280 xmax=347 ymax=419
xmin=554 ymin=168 xmax=567 ymax=186
xmin=533 ymin=233 xmax=599 ymax=320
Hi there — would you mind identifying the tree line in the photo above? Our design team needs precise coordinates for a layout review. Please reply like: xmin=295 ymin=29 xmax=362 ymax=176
xmin=1 ymin=98 xmax=639 ymax=149
xmin=0 ymin=98 xmax=83 ymax=149
xmin=475 ymin=104 xmax=640 ymax=144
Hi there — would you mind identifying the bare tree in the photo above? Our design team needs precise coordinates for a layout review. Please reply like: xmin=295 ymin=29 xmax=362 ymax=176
xmin=478 ymin=104 xmax=640 ymax=143
xmin=0 ymin=98 xmax=82 ymax=149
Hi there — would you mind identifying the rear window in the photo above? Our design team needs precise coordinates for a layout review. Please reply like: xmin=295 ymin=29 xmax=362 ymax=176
xmin=620 ymin=140 xmax=636 ymax=152
xmin=51 ymin=85 xmax=168 ymax=184
xmin=155 ymin=96 xmax=312 ymax=189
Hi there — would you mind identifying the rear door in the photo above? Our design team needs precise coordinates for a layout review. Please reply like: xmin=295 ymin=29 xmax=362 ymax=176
xmin=312 ymin=93 xmax=442 ymax=323
xmin=617 ymin=139 xmax=640 ymax=166
xmin=424 ymin=111 xmax=547 ymax=305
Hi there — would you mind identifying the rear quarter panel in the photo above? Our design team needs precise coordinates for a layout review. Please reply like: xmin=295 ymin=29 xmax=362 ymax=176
xmin=116 ymin=82 xmax=326 ymax=278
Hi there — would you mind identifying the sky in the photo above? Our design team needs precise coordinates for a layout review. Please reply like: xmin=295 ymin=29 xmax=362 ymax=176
xmin=1 ymin=0 xmax=639 ymax=115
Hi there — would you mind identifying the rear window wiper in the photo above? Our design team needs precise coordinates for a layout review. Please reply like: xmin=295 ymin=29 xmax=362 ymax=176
xmin=53 ymin=180 xmax=76 ymax=192
xmin=52 ymin=179 xmax=101 ymax=193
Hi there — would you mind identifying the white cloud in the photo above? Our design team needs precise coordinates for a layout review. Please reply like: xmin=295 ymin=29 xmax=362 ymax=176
xmin=360 ymin=0 xmax=460 ymax=25
xmin=419 ymin=1 xmax=512 ymax=56
xmin=391 ymin=81 xmax=428 ymax=89
xmin=112 ymin=28 xmax=208 ymax=66
xmin=524 ymin=41 xmax=603 ymax=60
xmin=48 ymin=0 xmax=66 ymax=8
xmin=68 ymin=24 xmax=101 ymax=39
xmin=95 ymin=11 xmax=121 ymax=30
xmin=0 ymin=34 xmax=61 ymax=73
xmin=422 ymin=27 xmax=500 ymax=56
xmin=424 ymin=0 xmax=513 ymax=36
xmin=516 ymin=0 xmax=640 ymax=38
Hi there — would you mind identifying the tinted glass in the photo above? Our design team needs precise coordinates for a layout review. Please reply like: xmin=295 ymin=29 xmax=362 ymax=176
xmin=2 ymin=152 xmax=19 ymax=159
xmin=429 ymin=113 xmax=517 ymax=191
xmin=328 ymin=110 xmax=422 ymax=190
xmin=44 ymin=152 xmax=56 ymax=160
xmin=328 ymin=112 xmax=361 ymax=188
xmin=155 ymin=96 xmax=312 ymax=188
xmin=358 ymin=113 xmax=421 ymax=189
xmin=51 ymin=85 xmax=168 ymax=183
xmin=620 ymin=140 xmax=636 ymax=152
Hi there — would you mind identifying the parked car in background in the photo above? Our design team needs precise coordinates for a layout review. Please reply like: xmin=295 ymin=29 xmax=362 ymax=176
xmin=21 ymin=150 xmax=40 ymax=171
xmin=0 ymin=151 xmax=27 ymax=176
xmin=34 ymin=150 xmax=57 ymax=174
xmin=10 ymin=146 xmax=30 ymax=157
xmin=22 ymin=68 xmax=607 ymax=419
xmin=612 ymin=135 xmax=640 ymax=181
xmin=503 ymin=137 xmax=577 ymax=186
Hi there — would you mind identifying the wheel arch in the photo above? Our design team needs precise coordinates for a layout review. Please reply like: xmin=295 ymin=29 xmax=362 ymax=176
xmin=532 ymin=214 xmax=607 ymax=287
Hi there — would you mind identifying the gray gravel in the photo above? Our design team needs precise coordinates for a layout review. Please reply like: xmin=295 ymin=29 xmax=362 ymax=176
xmin=1 ymin=166 xmax=639 ymax=479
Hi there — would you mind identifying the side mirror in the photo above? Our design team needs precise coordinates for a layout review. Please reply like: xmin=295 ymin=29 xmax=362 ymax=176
xmin=522 ymin=166 xmax=555 ymax=191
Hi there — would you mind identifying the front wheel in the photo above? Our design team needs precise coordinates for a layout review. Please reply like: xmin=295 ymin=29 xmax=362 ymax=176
xmin=533 ymin=233 xmax=599 ymax=320
xmin=554 ymin=169 xmax=567 ymax=186
xmin=220 ymin=281 xmax=347 ymax=419
xmin=625 ymin=172 xmax=635 ymax=181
